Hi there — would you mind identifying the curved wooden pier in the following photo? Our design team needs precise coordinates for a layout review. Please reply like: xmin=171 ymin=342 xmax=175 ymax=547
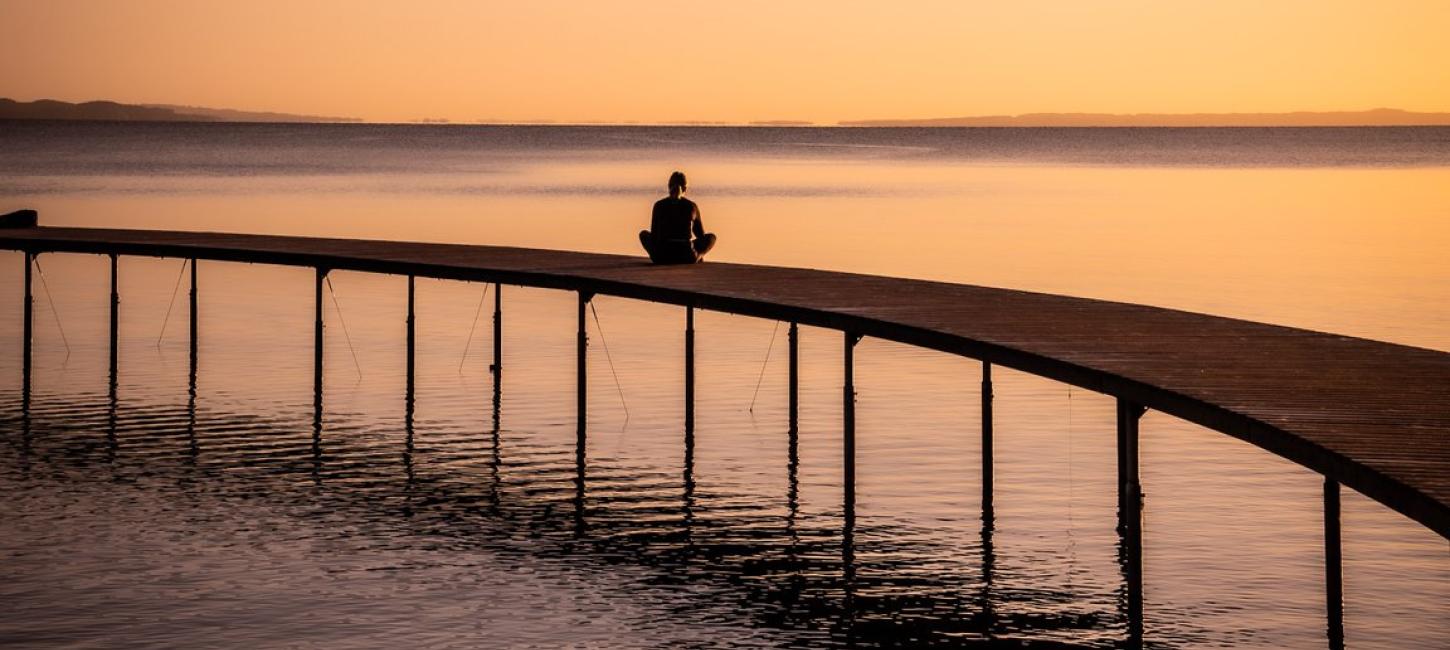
xmin=4 ymin=225 xmax=1448 ymax=545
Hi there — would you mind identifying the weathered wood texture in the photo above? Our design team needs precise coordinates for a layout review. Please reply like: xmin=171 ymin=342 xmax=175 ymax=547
xmin=4 ymin=226 xmax=1448 ymax=538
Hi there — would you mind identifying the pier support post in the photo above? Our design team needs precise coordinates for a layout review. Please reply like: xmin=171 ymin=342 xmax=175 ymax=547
xmin=788 ymin=322 xmax=799 ymax=433
xmin=685 ymin=306 xmax=695 ymax=435
xmin=109 ymin=254 xmax=119 ymax=387
xmin=187 ymin=259 xmax=199 ymax=461
xmin=492 ymin=282 xmax=502 ymax=427
xmin=844 ymin=333 xmax=861 ymax=516
xmin=1117 ymin=399 xmax=1146 ymax=532
xmin=311 ymin=268 xmax=327 ymax=484
xmin=406 ymin=275 xmax=415 ymax=412
xmin=22 ymin=253 xmax=34 ymax=411
xmin=107 ymin=254 xmax=119 ymax=460
xmin=575 ymin=291 xmax=592 ymax=534
xmin=842 ymin=332 xmax=862 ymax=638
xmin=1324 ymin=477 xmax=1345 ymax=649
xmin=982 ymin=361 xmax=994 ymax=515
xmin=577 ymin=291 xmax=591 ymax=443
xmin=314 ymin=268 xmax=326 ymax=421
xmin=1117 ymin=398 xmax=1146 ymax=645
xmin=188 ymin=259 xmax=197 ymax=364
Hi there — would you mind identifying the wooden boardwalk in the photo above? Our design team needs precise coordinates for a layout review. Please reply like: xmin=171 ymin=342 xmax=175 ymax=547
xmin=3 ymin=226 xmax=1449 ymax=539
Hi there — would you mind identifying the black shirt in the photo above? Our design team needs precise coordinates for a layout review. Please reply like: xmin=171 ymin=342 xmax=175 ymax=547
xmin=650 ymin=197 xmax=704 ymax=241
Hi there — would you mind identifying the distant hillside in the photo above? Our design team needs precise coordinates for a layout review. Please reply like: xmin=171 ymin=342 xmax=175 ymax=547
xmin=144 ymin=103 xmax=360 ymax=123
xmin=841 ymin=108 xmax=1450 ymax=127
xmin=0 ymin=98 xmax=358 ymax=123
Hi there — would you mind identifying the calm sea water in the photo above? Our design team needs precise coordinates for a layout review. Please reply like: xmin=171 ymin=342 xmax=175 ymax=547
xmin=1 ymin=122 xmax=1447 ymax=648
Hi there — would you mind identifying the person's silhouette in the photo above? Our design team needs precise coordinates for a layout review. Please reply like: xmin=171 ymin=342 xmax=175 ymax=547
xmin=639 ymin=171 xmax=716 ymax=264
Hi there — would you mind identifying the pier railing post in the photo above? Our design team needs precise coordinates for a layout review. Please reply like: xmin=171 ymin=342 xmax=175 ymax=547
xmin=1116 ymin=398 xmax=1146 ymax=644
xmin=311 ymin=268 xmax=327 ymax=483
xmin=188 ymin=259 xmax=197 ymax=362
xmin=685 ymin=305 xmax=695 ymax=435
xmin=575 ymin=291 xmax=592 ymax=534
xmin=1117 ymin=399 xmax=1146 ymax=532
xmin=406 ymin=275 xmax=415 ymax=413
xmin=1324 ymin=477 xmax=1345 ymax=649
xmin=577 ymin=291 xmax=591 ymax=443
xmin=314 ymin=268 xmax=326 ymax=421
xmin=108 ymin=254 xmax=120 ymax=459
xmin=842 ymin=331 xmax=862 ymax=637
xmin=788 ymin=322 xmax=799 ymax=433
xmin=109 ymin=254 xmax=119 ymax=388
xmin=492 ymin=282 xmax=502 ymax=427
xmin=982 ymin=361 xmax=994 ymax=515
xmin=844 ymin=332 xmax=861 ymax=516
xmin=22 ymin=252 xmax=34 ymax=412
xmin=186 ymin=258 xmax=199 ymax=461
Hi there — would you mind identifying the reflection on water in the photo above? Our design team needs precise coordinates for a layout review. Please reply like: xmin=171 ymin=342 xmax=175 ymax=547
xmin=2 ymin=386 xmax=1135 ymax=648
xmin=1 ymin=123 xmax=1448 ymax=647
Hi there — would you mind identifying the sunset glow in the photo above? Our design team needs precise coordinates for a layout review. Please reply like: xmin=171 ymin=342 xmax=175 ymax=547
xmin=4 ymin=0 xmax=1449 ymax=124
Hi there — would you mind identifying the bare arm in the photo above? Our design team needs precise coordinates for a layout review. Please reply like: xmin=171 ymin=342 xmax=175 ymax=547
xmin=692 ymin=204 xmax=705 ymax=239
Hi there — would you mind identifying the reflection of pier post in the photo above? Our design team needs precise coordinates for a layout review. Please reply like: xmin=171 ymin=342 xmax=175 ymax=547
xmin=1118 ymin=524 xmax=1144 ymax=647
xmin=982 ymin=361 xmax=994 ymax=516
xmin=1324 ymin=477 xmax=1345 ymax=649
xmin=980 ymin=507 xmax=997 ymax=641
xmin=22 ymin=253 xmax=33 ymax=414
xmin=683 ymin=403 xmax=697 ymax=547
xmin=187 ymin=339 xmax=198 ymax=462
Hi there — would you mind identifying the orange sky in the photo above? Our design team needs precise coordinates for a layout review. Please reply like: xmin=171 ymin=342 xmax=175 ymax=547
xmin=3 ymin=0 xmax=1448 ymax=124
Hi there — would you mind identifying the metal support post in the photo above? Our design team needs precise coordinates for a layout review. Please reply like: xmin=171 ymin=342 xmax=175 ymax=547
xmin=22 ymin=253 xmax=33 ymax=411
xmin=311 ymin=268 xmax=326 ymax=484
xmin=982 ymin=360 xmax=994 ymax=514
xmin=406 ymin=275 xmax=416 ymax=417
xmin=788 ymin=322 xmax=799 ymax=433
xmin=685 ymin=305 xmax=695 ymax=435
xmin=1117 ymin=399 xmax=1146 ymax=532
xmin=1325 ymin=477 xmax=1345 ymax=649
xmin=1116 ymin=398 xmax=1146 ymax=646
xmin=492 ymin=282 xmax=502 ymax=428
xmin=314 ymin=268 xmax=326 ymax=420
xmin=844 ymin=333 xmax=855 ymax=501
xmin=575 ymin=292 xmax=591 ymax=534
xmin=188 ymin=259 xmax=197 ymax=363
xmin=842 ymin=334 xmax=860 ymax=638
xmin=109 ymin=254 xmax=119 ymax=385
xmin=577 ymin=291 xmax=591 ymax=442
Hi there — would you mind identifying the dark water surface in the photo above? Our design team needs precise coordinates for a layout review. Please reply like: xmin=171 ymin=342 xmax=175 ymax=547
xmin=1 ymin=122 xmax=1447 ymax=648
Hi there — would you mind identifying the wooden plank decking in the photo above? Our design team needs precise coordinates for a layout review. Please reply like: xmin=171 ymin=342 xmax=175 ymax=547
xmin=3 ymin=226 xmax=1448 ymax=539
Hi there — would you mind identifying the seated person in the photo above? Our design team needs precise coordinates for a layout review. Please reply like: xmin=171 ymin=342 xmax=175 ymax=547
xmin=639 ymin=171 xmax=716 ymax=264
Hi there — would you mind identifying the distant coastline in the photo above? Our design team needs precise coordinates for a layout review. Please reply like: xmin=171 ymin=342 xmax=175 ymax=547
xmin=6 ymin=98 xmax=1450 ymax=127
xmin=840 ymin=108 xmax=1450 ymax=128
xmin=0 ymin=98 xmax=360 ymax=123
